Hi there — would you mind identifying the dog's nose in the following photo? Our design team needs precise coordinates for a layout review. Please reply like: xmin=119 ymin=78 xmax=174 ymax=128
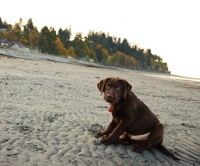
xmin=106 ymin=93 xmax=113 ymax=99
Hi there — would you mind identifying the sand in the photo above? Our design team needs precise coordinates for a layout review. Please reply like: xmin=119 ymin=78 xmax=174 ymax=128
xmin=0 ymin=56 xmax=200 ymax=166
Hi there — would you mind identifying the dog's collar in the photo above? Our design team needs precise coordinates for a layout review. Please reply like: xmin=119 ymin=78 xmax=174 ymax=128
xmin=108 ymin=104 xmax=115 ymax=112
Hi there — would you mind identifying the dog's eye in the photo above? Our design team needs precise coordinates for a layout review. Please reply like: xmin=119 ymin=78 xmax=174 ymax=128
xmin=106 ymin=85 xmax=110 ymax=89
xmin=116 ymin=87 xmax=120 ymax=91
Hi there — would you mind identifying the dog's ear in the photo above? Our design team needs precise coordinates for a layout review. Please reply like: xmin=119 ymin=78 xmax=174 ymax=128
xmin=121 ymin=79 xmax=132 ymax=99
xmin=97 ymin=78 xmax=109 ymax=94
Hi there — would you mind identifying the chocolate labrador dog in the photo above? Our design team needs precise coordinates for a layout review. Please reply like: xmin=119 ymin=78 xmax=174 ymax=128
xmin=96 ymin=77 xmax=179 ymax=160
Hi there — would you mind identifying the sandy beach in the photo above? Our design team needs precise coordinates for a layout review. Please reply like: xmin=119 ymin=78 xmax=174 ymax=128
xmin=0 ymin=56 xmax=200 ymax=166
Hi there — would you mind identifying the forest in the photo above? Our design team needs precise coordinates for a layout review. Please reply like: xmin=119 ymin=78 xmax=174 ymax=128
xmin=0 ymin=17 xmax=170 ymax=73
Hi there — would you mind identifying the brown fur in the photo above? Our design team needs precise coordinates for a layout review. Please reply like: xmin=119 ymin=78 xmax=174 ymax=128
xmin=96 ymin=77 xmax=179 ymax=160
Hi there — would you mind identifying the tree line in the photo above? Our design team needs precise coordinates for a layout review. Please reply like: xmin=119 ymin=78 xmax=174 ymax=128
xmin=0 ymin=17 xmax=170 ymax=73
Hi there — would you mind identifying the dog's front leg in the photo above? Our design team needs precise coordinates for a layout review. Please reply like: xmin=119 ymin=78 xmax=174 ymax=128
xmin=101 ymin=120 xmax=130 ymax=145
xmin=96 ymin=118 xmax=117 ymax=137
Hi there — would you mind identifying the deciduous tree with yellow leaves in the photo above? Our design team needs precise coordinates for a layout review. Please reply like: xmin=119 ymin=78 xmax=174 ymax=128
xmin=55 ymin=37 xmax=68 ymax=56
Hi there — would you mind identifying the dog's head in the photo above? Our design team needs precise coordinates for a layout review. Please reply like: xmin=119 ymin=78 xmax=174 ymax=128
xmin=97 ymin=77 xmax=132 ymax=104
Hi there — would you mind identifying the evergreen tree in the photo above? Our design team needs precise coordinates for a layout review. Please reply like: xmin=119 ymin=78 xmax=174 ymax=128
xmin=58 ymin=27 xmax=72 ymax=48
xmin=0 ymin=17 xmax=4 ymax=28
xmin=72 ymin=32 xmax=90 ymax=58
xmin=23 ymin=18 xmax=38 ymax=45
xmin=0 ymin=17 xmax=8 ymax=29
xmin=38 ymin=26 xmax=57 ymax=54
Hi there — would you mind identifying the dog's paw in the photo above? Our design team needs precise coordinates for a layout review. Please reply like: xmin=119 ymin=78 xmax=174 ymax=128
xmin=95 ymin=131 xmax=109 ymax=138
xmin=132 ymin=144 xmax=143 ymax=152
xmin=100 ymin=136 xmax=114 ymax=145
xmin=95 ymin=132 xmax=101 ymax=138
xmin=95 ymin=131 xmax=104 ymax=138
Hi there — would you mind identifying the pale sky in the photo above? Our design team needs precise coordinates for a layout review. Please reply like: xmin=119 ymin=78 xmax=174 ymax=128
xmin=1 ymin=0 xmax=200 ymax=78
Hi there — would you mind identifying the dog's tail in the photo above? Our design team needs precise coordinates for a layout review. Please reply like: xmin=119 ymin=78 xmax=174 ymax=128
xmin=156 ymin=144 xmax=180 ymax=160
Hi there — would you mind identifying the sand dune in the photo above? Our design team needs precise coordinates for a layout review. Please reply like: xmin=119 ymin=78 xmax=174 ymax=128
xmin=0 ymin=56 xmax=199 ymax=166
